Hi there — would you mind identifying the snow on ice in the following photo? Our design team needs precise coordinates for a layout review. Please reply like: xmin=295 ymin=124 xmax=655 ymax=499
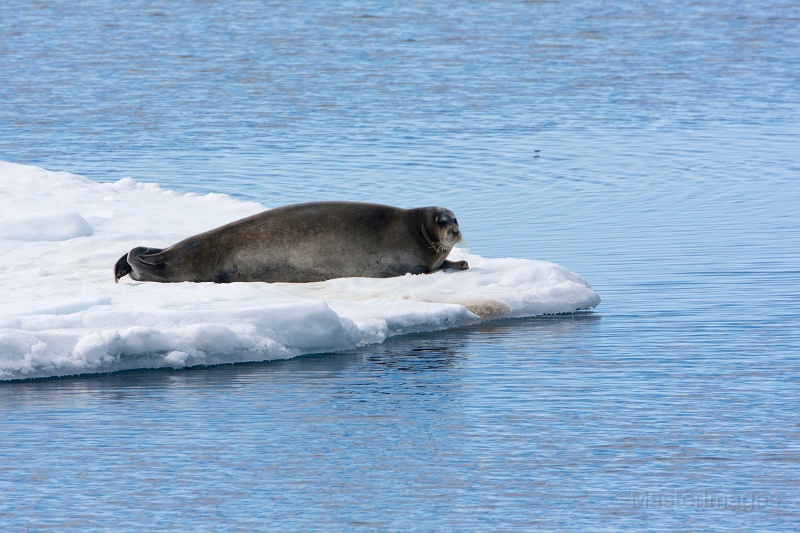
xmin=0 ymin=161 xmax=599 ymax=380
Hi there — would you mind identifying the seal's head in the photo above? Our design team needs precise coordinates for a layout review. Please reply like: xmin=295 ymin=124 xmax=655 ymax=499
xmin=429 ymin=207 xmax=462 ymax=253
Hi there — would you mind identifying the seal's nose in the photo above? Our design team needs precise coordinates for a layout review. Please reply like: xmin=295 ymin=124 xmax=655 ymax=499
xmin=452 ymin=228 xmax=460 ymax=237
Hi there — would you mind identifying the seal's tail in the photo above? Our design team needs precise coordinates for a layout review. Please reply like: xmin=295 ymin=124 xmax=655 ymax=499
xmin=114 ymin=253 xmax=132 ymax=283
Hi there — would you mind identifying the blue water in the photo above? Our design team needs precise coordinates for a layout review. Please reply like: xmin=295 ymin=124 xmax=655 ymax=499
xmin=1 ymin=0 xmax=799 ymax=530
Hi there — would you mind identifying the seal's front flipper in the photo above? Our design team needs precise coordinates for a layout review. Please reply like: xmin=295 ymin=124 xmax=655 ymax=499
xmin=437 ymin=259 xmax=469 ymax=271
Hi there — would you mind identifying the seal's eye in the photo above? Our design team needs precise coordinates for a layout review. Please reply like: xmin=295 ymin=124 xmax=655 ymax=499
xmin=453 ymin=218 xmax=458 ymax=225
xmin=437 ymin=219 xmax=448 ymax=227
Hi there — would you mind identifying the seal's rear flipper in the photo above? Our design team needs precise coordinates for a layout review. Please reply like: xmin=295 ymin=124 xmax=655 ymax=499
xmin=114 ymin=253 xmax=133 ymax=283
xmin=114 ymin=247 xmax=167 ymax=282
xmin=135 ymin=248 xmax=167 ymax=266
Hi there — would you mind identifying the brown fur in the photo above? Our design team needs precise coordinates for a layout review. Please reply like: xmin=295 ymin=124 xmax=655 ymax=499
xmin=114 ymin=201 xmax=468 ymax=283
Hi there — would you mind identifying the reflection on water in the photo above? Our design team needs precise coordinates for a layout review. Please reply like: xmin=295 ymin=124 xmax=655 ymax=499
xmin=2 ymin=312 xmax=796 ymax=530
xmin=0 ymin=315 xmax=597 ymax=399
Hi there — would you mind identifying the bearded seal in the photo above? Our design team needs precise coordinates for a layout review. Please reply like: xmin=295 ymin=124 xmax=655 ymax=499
xmin=114 ymin=201 xmax=468 ymax=283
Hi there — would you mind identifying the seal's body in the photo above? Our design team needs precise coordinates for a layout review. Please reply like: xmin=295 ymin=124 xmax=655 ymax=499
xmin=114 ymin=201 xmax=468 ymax=283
